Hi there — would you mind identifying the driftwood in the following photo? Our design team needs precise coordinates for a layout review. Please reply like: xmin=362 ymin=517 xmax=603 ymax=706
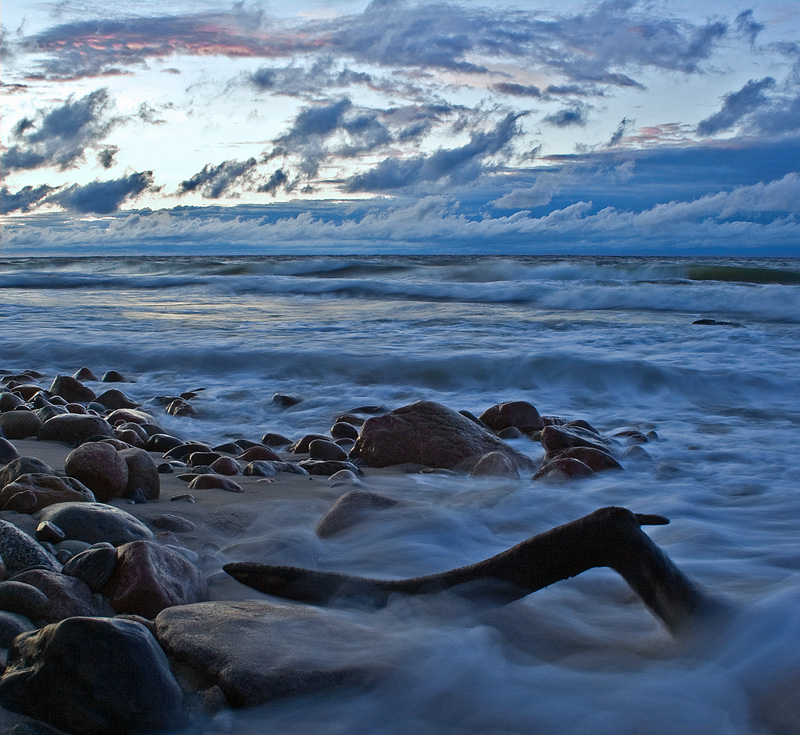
xmin=224 ymin=506 xmax=705 ymax=632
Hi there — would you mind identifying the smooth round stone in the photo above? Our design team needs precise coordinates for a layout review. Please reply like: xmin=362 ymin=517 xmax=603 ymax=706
xmin=0 ymin=437 xmax=19 ymax=465
xmin=261 ymin=432 xmax=291 ymax=447
xmin=146 ymin=433 xmax=184 ymax=452
xmin=308 ymin=439 xmax=348 ymax=462
xmin=0 ymin=457 xmax=57 ymax=487
xmin=331 ymin=422 xmax=359 ymax=440
xmin=37 ymin=502 xmax=153 ymax=547
xmin=73 ymin=367 xmax=98 ymax=382
xmin=65 ymin=442 xmax=129 ymax=502
xmin=187 ymin=475 xmax=243 ymax=493
xmin=150 ymin=514 xmax=195 ymax=533
xmin=0 ymin=582 xmax=49 ymax=622
xmin=0 ymin=610 xmax=34 ymax=648
xmin=237 ymin=445 xmax=281 ymax=462
xmin=37 ymin=414 xmax=114 ymax=445
xmin=48 ymin=375 xmax=96 ymax=404
xmin=101 ymin=370 xmax=126 ymax=382
xmin=209 ymin=456 xmax=240 ymax=475
xmin=0 ymin=410 xmax=42 ymax=440
xmin=36 ymin=521 xmax=66 ymax=544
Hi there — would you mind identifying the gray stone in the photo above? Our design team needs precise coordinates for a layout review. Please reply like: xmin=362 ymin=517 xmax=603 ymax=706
xmin=316 ymin=490 xmax=400 ymax=538
xmin=298 ymin=459 xmax=362 ymax=477
xmin=470 ymin=451 xmax=520 ymax=479
xmin=36 ymin=502 xmax=153 ymax=546
xmin=0 ymin=411 xmax=42 ymax=440
xmin=9 ymin=568 xmax=101 ymax=623
xmin=0 ymin=616 xmax=187 ymax=735
xmin=0 ymin=474 xmax=95 ymax=513
xmin=540 ymin=424 xmax=615 ymax=455
xmin=37 ymin=414 xmax=114 ymax=445
xmin=0 ymin=458 xmax=58 ymax=489
xmin=309 ymin=439 xmax=348 ymax=462
xmin=0 ymin=611 xmax=34 ymax=648
xmin=0 ymin=519 xmax=60 ymax=575
xmin=94 ymin=389 xmax=138 ymax=410
xmin=0 ymin=582 xmax=49 ymax=622
xmin=48 ymin=375 xmax=96 ymax=404
xmin=61 ymin=544 xmax=117 ymax=593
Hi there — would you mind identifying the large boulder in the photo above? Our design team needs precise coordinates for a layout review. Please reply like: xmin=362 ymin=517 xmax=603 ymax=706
xmin=0 ymin=457 xmax=58 ymax=488
xmin=48 ymin=375 xmax=96 ymax=404
xmin=0 ymin=473 xmax=95 ymax=513
xmin=155 ymin=600 xmax=383 ymax=708
xmin=349 ymin=401 xmax=536 ymax=471
xmin=479 ymin=400 xmax=544 ymax=433
xmin=118 ymin=446 xmax=160 ymax=500
xmin=65 ymin=442 xmax=129 ymax=502
xmin=36 ymin=502 xmax=153 ymax=547
xmin=102 ymin=540 xmax=209 ymax=619
xmin=0 ymin=519 xmax=60 ymax=575
xmin=37 ymin=414 xmax=114 ymax=445
xmin=0 ymin=616 xmax=187 ymax=735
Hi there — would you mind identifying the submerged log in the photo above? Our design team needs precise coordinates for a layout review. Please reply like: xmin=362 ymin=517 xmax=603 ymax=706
xmin=225 ymin=507 xmax=704 ymax=633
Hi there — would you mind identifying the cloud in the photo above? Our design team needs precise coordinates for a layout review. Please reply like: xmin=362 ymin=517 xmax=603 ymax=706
xmin=697 ymin=77 xmax=776 ymax=136
xmin=97 ymin=146 xmax=119 ymax=169
xmin=344 ymin=112 xmax=521 ymax=192
xmin=735 ymin=10 xmax=764 ymax=45
xmin=544 ymin=106 xmax=588 ymax=127
xmin=178 ymin=158 xmax=259 ymax=199
xmin=2 ymin=88 xmax=119 ymax=173
xmin=46 ymin=171 xmax=155 ymax=213
xmin=0 ymin=184 xmax=60 ymax=214
xmin=258 ymin=169 xmax=288 ymax=195
xmin=491 ymin=82 xmax=541 ymax=98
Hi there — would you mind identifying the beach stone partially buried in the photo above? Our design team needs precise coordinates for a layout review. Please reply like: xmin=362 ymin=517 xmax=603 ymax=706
xmin=0 ymin=411 xmax=42 ymax=440
xmin=94 ymin=388 xmax=138 ymax=410
xmin=0 ymin=519 xmax=61 ymax=575
xmin=350 ymin=401 xmax=537 ymax=472
xmin=118 ymin=446 xmax=160 ymax=500
xmin=0 ymin=616 xmax=187 ymax=735
xmin=155 ymin=600 xmax=383 ymax=708
xmin=37 ymin=413 xmax=114 ymax=445
xmin=37 ymin=502 xmax=153 ymax=546
xmin=188 ymin=474 xmax=243 ymax=492
xmin=102 ymin=539 xmax=209 ymax=619
xmin=65 ymin=441 xmax=129 ymax=502
xmin=0 ymin=582 xmax=49 ymax=622
xmin=533 ymin=456 xmax=596 ymax=481
xmin=0 ymin=473 xmax=95 ymax=513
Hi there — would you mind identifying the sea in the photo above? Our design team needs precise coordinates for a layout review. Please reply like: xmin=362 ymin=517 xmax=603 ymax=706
xmin=1 ymin=254 xmax=799 ymax=735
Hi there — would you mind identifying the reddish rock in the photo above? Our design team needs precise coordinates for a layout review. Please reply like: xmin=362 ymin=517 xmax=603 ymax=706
xmin=188 ymin=474 xmax=243 ymax=492
xmin=350 ymin=401 xmax=536 ymax=472
xmin=65 ymin=442 xmax=129 ymax=502
xmin=470 ymin=451 xmax=520 ymax=479
xmin=209 ymin=456 xmax=241 ymax=475
xmin=102 ymin=539 xmax=209 ymax=619
xmin=237 ymin=445 xmax=281 ymax=462
xmin=37 ymin=414 xmax=114 ymax=445
xmin=479 ymin=400 xmax=544 ymax=433
xmin=118 ymin=446 xmax=160 ymax=500
xmin=49 ymin=375 xmax=96 ymax=404
xmin=0 ymin=473 xmax=95 ymax=513
xmin=114 ymin=428 xmax=146 ymax=448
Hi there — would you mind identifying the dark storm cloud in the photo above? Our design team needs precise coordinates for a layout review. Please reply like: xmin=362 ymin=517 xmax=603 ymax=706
xmin=47 ymin=171 xmax=154 ymax=213
xmin=0 ymin=184 xmax=60 ymax=214
xmin=697 ymin=77 xmax=776 ymax=136
xmin=344 ymin=112 xmax=521 ymax=192
xmin=258 ymin=169 xmax=288 ymax=195
xmin=178 ymin=158 xmax=259 ymax=199
xmin=2 ymin=88 xmax=119 ymax=173
xmin=544 ymin=106 xmax=588 ymax=128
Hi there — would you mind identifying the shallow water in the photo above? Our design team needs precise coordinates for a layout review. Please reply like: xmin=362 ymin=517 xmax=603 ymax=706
xmin=1 ymin=254 xmax=799 ymax=734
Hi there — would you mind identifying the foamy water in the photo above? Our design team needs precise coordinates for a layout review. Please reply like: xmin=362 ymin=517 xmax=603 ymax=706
xmin=1 ymin=255 xmax=799 ymax=734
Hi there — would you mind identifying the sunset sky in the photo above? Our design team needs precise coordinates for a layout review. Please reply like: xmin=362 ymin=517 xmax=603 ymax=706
xmin=1 ymin=0 xmax=799 ymax=254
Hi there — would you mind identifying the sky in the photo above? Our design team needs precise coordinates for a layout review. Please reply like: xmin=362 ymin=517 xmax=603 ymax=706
xmin=1 ymin=0 xmax=799 ymax=255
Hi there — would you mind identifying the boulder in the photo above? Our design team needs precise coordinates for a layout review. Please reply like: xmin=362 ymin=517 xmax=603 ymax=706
xmin=94 ymin=389 xmax=138 ymax=410
xmin=316 ymin=490 xmax=400 ymax=538
xmin=0 ymin=458 xmax=58 ymax=488
xmin=288 ymin=434 xmax=328 ymax=453
xmin=0 ymin=411 xmax=42 ymax=440
xmin=470 ymin=451 xmax=520 ymax=479
xmin=72 ymin=367 xmax=98 ymax=382
xmin=209 ymin=456 xmax=240 ymax=475
xmin=261 ymin=432 xmax=291 ymax=447
xmin=331 ymin=422 xmax=359 ymax=441
xmin=0 ymin=581 xmax=49 ymax=622
xmin=61 ymin=544 xmax=118 ymax=592
xmin=102 ymin=539 xmax=209 ymax=619
xmin=479 ymin=400 xmax=544 ymax=433
xmin=36 ymin=502 xmax=153 ymax=546
xmin=0 ymin=519 xmax=60 ymax=575
xmin=187 ymin=474 xmax=243 ymax=493
xmin=543 ymin=446 xmax=622 ymax=472
xmin=350 ymin=401 xmax=537 ymax=471
xmin=0 ymin=616 xmax=187 ymax=735
xmin=237 ymin=445 xmax=281 ymax=462
xmin=0 ymin=437 xmax=19 ymax=465
xmin=540 ymin=423 xmax=615 ymax=455
xmin=0 ymin=473 xmax=95 ymax=513
xmin=146 ymin=433 xmax=184 ymax=452
xmin=271 ymin=393 xmax=302 ymax=409
xmin=48 ymin=375 xmax=95 ymax=404
xmin=298 ymin=459 xmax=362 ymax=477
xmin=65 ymin=442 xmax=129 ymax=502
xmin=101 ymin=370 xmax=126 ymax=382
xmin=155 ymin=600 xmax=382 ymax=708
xmin=308 ymin=439 xmax=348 ymax=462
xmin=9 ymin=568 xmax=102 ymax=623
xmin=0 ymin=392 xmax=25 ymax=412
xmin=37 ymin=414 xmax=114 ymax=445
xmin=118 ymin=446 xmax=160 ymax=500
xmin=105 ymin=408 xmax=153 ymax=426
xmin=533 ymin=457 xmax=596 ymax=481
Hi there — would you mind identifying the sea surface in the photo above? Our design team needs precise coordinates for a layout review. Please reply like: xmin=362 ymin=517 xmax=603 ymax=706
xmin=1 ymin=254 xmax=800 ymax=734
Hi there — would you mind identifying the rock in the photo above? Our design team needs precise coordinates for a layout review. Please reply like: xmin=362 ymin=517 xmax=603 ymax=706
xmin=163 ymin=442 xmax=212 ymax=461
xmin=146 ymin=433 xmax=184 ymax=452
xmin=0 ymin=411 xmax=42 ymax=440
xmin=61 ymin=544 xmax=117 ymax=592
xmin=9 ymin=385 xmax=43 ymax=402
xmin=188 ymin=475 xmax=243 ymax=492
xmin=189 ymin=451 xmax=221 ymax=467
xmin=37 ymin=502 xmax=153 ymax=546
xmin=272 ymin=393 xmax=302 ymax=409
xmin=331 ymin=422 xmax=359 ymax=441
xmin=103 ymin=540 xmax=209 ymax=618
xmin=309 ymin=439 xmax=348 ymax=462
xmin=533 ymin=457 xmax=596 ymax=481
xmin=0 ymin=437 xmax=19 ymax=465
xmin=539 ymin=423 xmax=615 ymax=455
xmin=105 ymin=408 xmax=153 ymax=426
xmin=73 ymin=367 xmax=98 ymax=382
xmin=298 ymin=459 xmax=362 ymax=477
xmin=0 ymin=392 xmax=25 ymax=412
xmin=155 ymin=600 xmax=381 ymax=708
xmin=0 ymin=519 xmax=60 ymax=574
xmin=237 ymin=445 xmax=281 ymax=462
xmin=0 ymin=474 xmax=95 ymax=513
xmin=288 ymin=434 xmax=328 ymax=453
xmin=209 ymin=456 xmax=240 ymax=475
xmin=623 ymin=444 xmax=652 ymax=461
xmin=118 ymin=447 xmax=160 ymax=500
xmin=0 ymin=616 xmax=187 ymax=735
xmin=470 ymin=451 xmax=520 ymax=479
xmin=94 ymin=389 xmax=138 ymax=410
xmin=497 ymin=426 xmax=525 ymax=440
xmin=0 ymin=458 xmax=57 ymax=488
xmin=10 ymin=568 xmax=101 ymax=623
xmin=212 ymin=441 xmax=241 ymax=453
xmin=35 ymin=521 xmax=66 ymax=544
xmin=33 ymin=405 xmax=68 ymax=423
xmin=261 ymin=432 xmax=291 ymax=447
xmin=329 ymin=469 xmax=361 ymax=485
xmin=692 ymin=318 xmax=744 ymax=327
xmin=37 ymin=414 xmax=114 ymax=445
xmin=65 ymin=441 xmax=129 ymax=502
xmin=101 ymin=369 xmax=126 ymax=382
xmin=544 ymin=446 xmax=622 ymax=472
xmin=0 ymin=611 xmax=34 ymax=648
xmin=316 ymin=490 xmax=399 ymax=538
xmin=243 ymin=461 xmax=278 ymax=478
xmin=350 ymin=401 xmax=537 ymax=472
xmin=0 ymin=582 xmax=49 ymax=622
xmin=48 ymin=375 xmax=95 ymax=404
xmin=165 ymin=399 xmax=197 ymax=417
xmin=150 ymin=514 xmax=195 ymax=533
xmin=479 ymin=400 xmax=544 ymax=433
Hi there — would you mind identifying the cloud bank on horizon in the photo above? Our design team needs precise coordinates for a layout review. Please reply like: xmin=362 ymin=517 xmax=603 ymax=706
xmin=1 ymin=0 xmax=798 ymax=255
